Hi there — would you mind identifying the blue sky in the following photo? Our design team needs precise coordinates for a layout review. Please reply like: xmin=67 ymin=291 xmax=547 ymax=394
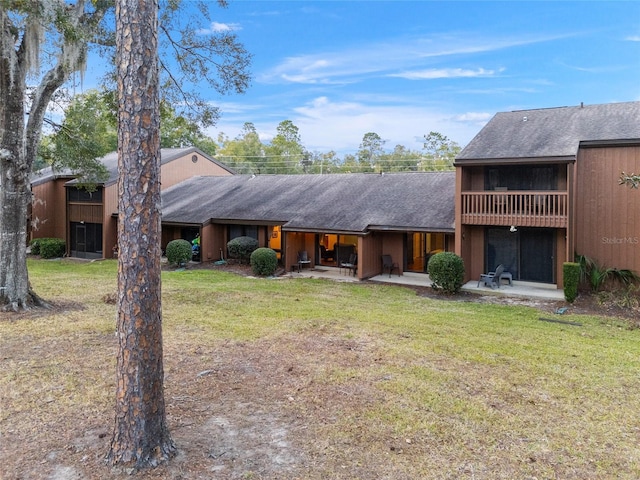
xmin=89 ymin=1 xmax=640 ymax=155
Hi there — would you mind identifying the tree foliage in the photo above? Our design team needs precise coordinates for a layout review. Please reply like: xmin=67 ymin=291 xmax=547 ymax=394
xmin=38 ymin=89 xmax=116 ymax=181
xmin=422 ymin=131 xmax=461 ymax=170
xmin=620 ymin=172 xmax=640 ymax=189
xmin=357 ymin=132 xmax=386 ymax=172
xmin=215 ymin=124 xmax=464 ymax=175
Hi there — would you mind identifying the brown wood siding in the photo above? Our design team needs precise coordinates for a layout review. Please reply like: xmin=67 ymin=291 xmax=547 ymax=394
xmin=575 ymin=145 xmax=640 ymax=272
xmin=466 ymin=227 xmax=486 ymax=283
xmin=68 ymin=203 xmax=103 ymax=223
xmin=285 ymin=232 xmax=315 ymax=272
xmin=360 ymin=234 xmax=383 ymax=279
xmin=201 ymin=223 xmax=226 ymax=262
xmin=160 ymin=226 xmax=182 ymax=253
xmin=103 ymin=184 xmax=119 ymax=258
xmin=555 ymin=229 xmax=567 ymax=287
xmin=161 ymin=153 xmax=232 ymax=189
xmin=380 ymin=233 xmax=404 ymax=277
xmin=31 ymin=179 xmax=68 ymax=240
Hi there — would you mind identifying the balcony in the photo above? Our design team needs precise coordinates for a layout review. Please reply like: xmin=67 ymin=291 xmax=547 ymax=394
xmin=461 ymin=191 xmax=568 ymax=228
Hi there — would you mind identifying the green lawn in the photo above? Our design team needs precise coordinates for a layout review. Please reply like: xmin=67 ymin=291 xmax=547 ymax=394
xmin=1 ymin=258 xmax=639 ymax=479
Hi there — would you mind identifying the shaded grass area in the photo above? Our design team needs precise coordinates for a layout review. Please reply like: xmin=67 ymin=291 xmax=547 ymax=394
xmin=1 ymin=259 xmax=639 ymax=479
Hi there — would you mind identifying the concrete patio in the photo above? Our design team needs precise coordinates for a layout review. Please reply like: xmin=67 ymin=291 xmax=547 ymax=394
xmin=289 ymin=266 xmax=565 ymax=301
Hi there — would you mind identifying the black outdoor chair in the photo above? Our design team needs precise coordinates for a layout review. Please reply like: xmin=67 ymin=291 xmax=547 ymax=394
xmin=478 ymin=264 xmax=505 ymax=289
xmin=340 ymin=253 xmax=357 ymax=276
xmin=381 ymin=255 xmax=400 ymax=277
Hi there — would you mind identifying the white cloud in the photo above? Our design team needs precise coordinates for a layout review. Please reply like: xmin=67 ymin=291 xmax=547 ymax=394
xmin=390 ymin=67 xmax=501 ymax=80
xmin=453 ymin=112 xmax=493 ymax=122
xmin=259 ymin=32 xmax=574 ymax=85
xmin=626 ymin=35 xmax=640 ymax=42
xmin=209 ymin=94 xmax=489 ymax=155
xmin=198 ymin=22 xmax=241 ymax=35
xmin=290 ymin=97 xmax=484 ymax=153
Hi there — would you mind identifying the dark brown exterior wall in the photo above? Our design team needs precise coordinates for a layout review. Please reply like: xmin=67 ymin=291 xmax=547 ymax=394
xmin=202 ymin=223 xmax=226 ymax=262
xmin=103 ymin=183 xmax=118 ymax=258
xmin=30 ymin=179 xmax=69 ymax=241
xmin=381 ymin=233 xmax=404 ymax=276
xmin=575 ymin=145 xmax=640 ymax=272
xmin=160 ymin=227 xmax=182 ymax=253
xmin=359 ymin=234 xmax=383 ymax=279
xmin=285 ymin=232 xmax=315 ymax=272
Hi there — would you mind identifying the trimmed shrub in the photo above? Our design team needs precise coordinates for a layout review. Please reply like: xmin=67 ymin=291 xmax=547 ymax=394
xmin=32 ymin=238 xmax=66 ymax=259
xmin=166 ymin=239 xmax=193 ymax=266
xmin=250 ymin=247 xmax=278 ymax=276
xmin=563 ymin=262 xmax=580 ymax=303
xmin=427 ymin=252 xmax=465 ymax=294
xmin=29 ymin=238 xmax=42 ymax=255
xmin=227 ymin=236 xmax=259 ymax=264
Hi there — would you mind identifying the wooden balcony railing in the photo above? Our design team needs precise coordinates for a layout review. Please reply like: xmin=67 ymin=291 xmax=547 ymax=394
xmin=461 ymin=191 xmax=568 ymax=228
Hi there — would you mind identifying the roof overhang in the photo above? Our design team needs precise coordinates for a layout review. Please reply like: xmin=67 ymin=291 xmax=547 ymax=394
xmin=209 ymin=218 xmax=287 ymax=226
xmin=579 ymin=139 xmax=640 ymax=148
xmin=368 ymin=225 xmax=455 ymax=234
xmin=454 ymin=155 xmax=576 ymax=167
xmin=282 ymin=226 xmax=368 ymax=236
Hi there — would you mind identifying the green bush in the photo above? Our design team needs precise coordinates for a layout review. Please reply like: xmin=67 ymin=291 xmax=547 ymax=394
xmin=563 ymin=262 xmax=580 ymax=303
xmin=427 ymin=252 xmax=465 ymax=294
xmin=576 ymin=254 xmax=640 ymax=292
xmin=29 ymin=238 xmax=42 ymax=255
xmin=227 ymin=236 xmax=259 ymax=264
xmin=166 ymin=239 xmax=193 ymax=266
xmin=31 ymin=238 xmax=66 ymax=259
xmin=250 ymin=247 xmax=278 ymax=276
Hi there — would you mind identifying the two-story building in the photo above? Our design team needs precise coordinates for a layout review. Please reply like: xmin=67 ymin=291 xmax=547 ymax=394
xmin=30 ymin=147 xmax=234 ymax=259
xmin=455 ymin=101 xmax=640 ymax=288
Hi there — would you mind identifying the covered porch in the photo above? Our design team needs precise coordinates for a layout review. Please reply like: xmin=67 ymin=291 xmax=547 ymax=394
xmin=289 ymin=266 xmax=565 ymax=301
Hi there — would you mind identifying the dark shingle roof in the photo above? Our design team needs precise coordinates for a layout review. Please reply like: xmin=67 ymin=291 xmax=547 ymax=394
xmin=456 ymin=101 xmax=640 ymax=163
xmin=161 ymin=172 xmax=455 ymax=234
xmin=30 ymin=147 xmax=233 ymax=186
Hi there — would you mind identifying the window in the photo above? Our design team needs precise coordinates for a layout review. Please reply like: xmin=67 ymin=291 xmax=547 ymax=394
xmin=67 ymin=186 xmax=103 ymax=203
xmin=485 ymin=165 xmax=557 ymax=191
xmin=229 ymin=224 xmax=258 ymax=240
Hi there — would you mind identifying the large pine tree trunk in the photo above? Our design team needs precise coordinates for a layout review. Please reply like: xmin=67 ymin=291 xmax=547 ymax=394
xmin=105 ymin=0 xmax=175 ymax=469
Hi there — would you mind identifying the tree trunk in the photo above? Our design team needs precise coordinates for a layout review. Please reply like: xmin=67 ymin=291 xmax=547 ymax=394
xmin=106 ymin=0 xmax=175 ymax=469
xmin=1 ymin=5 xmax=89 ymax=311
xmin=0 ymin=36 xmax=32 ymax=311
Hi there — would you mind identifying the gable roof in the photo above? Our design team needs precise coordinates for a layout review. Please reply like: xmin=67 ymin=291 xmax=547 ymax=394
xmin=161 ymin=172 xmax=456 ymax=234
xmin=30 ymin=147 xmax=234 ymax=187
xmin=456 ymin=101 xmax=640 ymax=165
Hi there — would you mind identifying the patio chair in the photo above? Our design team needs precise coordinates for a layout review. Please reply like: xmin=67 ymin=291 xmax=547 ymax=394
xmin=478 ymin=264 xmax=504 ymax=289
xmin=381 ymin=255 xmax=400 ymax=277
xmin=297 ymin=251 xmax=311 ymax=271
xmin=340 ymin=253 xmax=357 ymax=276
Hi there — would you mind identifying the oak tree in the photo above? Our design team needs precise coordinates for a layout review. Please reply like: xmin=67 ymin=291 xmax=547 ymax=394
xmin=0 ymin=0 xmax=250 ymax=310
